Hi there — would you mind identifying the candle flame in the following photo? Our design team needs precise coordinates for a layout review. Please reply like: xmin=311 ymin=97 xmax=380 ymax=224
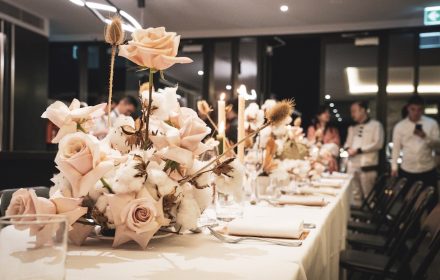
xmin=238 ymin=84 xmax=247 ymax=96
xmin=220 ymin=92 xmax=226 ymax=101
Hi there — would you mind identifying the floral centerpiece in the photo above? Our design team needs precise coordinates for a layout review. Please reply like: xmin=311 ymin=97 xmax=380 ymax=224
xmin=243 ymin=100 xmax=338 ymax=185
xmin=5 ymin=20 xmax=247 ymax=250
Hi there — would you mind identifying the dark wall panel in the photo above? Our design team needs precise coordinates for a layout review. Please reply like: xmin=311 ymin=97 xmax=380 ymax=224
xmin=13 ymin=25 xmax=48 ymax=151
xmin=270 ymin=37 xmax=321 ymax=130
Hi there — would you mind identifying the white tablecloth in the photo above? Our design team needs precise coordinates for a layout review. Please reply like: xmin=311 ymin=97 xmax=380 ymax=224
xmin=66 ymin=177 xmax=351 ymax=280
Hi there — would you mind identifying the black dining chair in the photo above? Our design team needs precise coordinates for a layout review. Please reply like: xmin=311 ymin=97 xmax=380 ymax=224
xmin=347 ymin=181 xmax=424 ymax=253
xmin=340 ymin=187 xmax=437 ymax=280
xmin=0 ymin=187 xmax=50 ymax=216
xmin=348 ymin=177 xmax=408 ymax=234
xmin=350 ymin=173 xmax=391 ymax=215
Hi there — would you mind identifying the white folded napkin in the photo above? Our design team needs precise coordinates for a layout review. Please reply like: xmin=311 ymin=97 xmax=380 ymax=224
xmin=298 ymin=186 xmax=339 ymax=196
xmin=226 ymin=217 xmax=304 ymax=239
xmin=277 ymin=195 xmax=327 ymax=207
xmin=311 ymin=178 xmax=343 ymax=188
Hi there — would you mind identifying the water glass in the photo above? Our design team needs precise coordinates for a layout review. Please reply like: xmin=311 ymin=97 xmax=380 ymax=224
xmin=215 ymin=192 xmax=244 ymax=222
xmin=0 ymin=214 xmax=68 ymax=280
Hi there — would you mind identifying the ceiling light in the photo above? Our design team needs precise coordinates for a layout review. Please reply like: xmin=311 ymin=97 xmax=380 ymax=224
xmin=197 ymin=70 xmax=204 ymax=76
xmin=280 ymin=5 xmax=289 ymax=12
xmin=338 ymin=118 xmax=342 ymax=122
xmin=69 ymin=0 xmax=85 ymax=6
xmin=329 ymin=103 xmax=334 ymax=107
xmin=120 ymin=10 xmax=142 ymax=29
xmin=85 ymin=1 xmax=117 ymax=12
xmin=325 ymin=94 xmax=331 ymax=100
xmin=333 ymin=109 xmax=338 ymax=113
xmin=226 ymin=85 xmax=232 ymax=90
xmin=335 ymin=113 xmax=340 ymax=118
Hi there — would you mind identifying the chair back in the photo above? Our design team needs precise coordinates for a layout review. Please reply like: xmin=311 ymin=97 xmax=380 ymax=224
xmin=385 ymin=187 xmax=436 ymax=271
xmin=408 ymin=203 xmax=440 ymax=279
xmin=0 ymin=187 xmax=50 ymax=216
xmin=361 ymin=173 xmax=390 ymax=211
xmin=371 ymin=177 xmax=408 ymax=227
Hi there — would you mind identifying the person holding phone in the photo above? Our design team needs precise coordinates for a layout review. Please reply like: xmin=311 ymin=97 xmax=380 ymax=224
xmin=391 ymin=95 xmax=440 ymax=196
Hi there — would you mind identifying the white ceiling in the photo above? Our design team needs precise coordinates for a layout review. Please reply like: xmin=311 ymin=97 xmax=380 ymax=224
xmin=9 ymin=0 xmax=440 ymax=40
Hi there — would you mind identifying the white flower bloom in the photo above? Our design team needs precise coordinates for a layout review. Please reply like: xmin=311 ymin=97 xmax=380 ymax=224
xmin=49 ymin=173 xmax=72 ymax=197
xmin=189 ymin=160 xmax=213 ymax=188
xmin=244 ymin=103 xmax=265 ymax=131
xmin=103 ymin=115 xmax=135 ymax=154
xmin=261 ymin=99 xmax=276 ymax=111
xmin=176 ymin=191 xmax=201 ymax=231
xmin=258 ymin=126 xmax=272 ymax=148
xmin=214 ymin=159 xmax=245 ymax=202
xmin=191 ymin=185 xmax=213 ymax=212
xmin=141 ymin=86 xmax=180 ymax=121
xmin=111 ymin=154 xmax=147 ymax=194
xmin=147 ymin=168 xmax=179 ymax=197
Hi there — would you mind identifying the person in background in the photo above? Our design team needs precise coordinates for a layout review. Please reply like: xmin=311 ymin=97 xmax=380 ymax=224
xmin=344 ymin=101 xmax=384 ymax=206
xmin=307 ymin=105 xmax=340 ymax=146
xmin=391 ymin=95 xmax=439 ymax=198
xmin=110 ymin=95 xmax=138 ymax=125
xmin=93 ymin=95 xmax=138 ymax=139
xmin=225 ymin=98 xmax=238 ymax=145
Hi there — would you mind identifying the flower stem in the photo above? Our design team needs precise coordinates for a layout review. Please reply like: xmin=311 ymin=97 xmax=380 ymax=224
xmin=205 ymin=114 xmax=218 ymax=132
xmin=144 ymin=69 xmax=155 ymax=149
xmin=77 ymin=123 xmax=86 ymax=133
xmin=180 ymin=122 xmax=271 ymax=185
xmin=100 ymin=178 xmax=114 ymax=194
xmin=108 ymin=45 xmax=117 ymax=128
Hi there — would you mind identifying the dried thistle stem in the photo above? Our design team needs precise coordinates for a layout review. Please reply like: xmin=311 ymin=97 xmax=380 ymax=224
xmin=107 ymin=45 xmax=116 ymax=127
xmin=206 ymin=114 xmax=218 ymax=132
xmin=180 ymin=121 xmax=271 ymax=185
xmin=143 ymin=69 xmax=155 ymax=149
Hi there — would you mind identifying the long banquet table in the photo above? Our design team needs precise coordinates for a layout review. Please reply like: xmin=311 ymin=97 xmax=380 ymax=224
xmin=66 ymin=176 xmax=352 ymax=280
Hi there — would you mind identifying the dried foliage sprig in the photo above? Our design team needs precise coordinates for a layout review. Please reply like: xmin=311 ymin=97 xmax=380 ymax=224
xmin=105 ymin=16 xmax=125 ymax=127
xmin=180 ymin=99 xmax=295 ymax=185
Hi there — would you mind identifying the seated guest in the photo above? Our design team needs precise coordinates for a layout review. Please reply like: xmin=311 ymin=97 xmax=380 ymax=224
xmin=307 ymin=105 xmax=340 ymax=146
xmin=344 ymin=101 xmax=384 ymax=206
xmin=391 ymin=95 xmax=439 ymax=203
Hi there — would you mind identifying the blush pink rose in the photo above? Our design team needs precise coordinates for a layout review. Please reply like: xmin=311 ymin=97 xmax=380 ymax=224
xmin=55 ymin=132 xmax=113 ymax=198
xmin=106 ymin=192 xmax=170 ymax=249
xmin=41 ymin=98 xmax=106 ymax=143
xmin=118 ymin=27 xmax=193 ymax=70
xmin=6 ymin=188 xmax=56 ymax=217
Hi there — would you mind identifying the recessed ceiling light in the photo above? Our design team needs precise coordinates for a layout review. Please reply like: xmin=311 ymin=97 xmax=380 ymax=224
xmin=70 ymin=0 xmax=85 ymax=6
xmin=335 ymin=113 xmax=340 ymax=118
xmin=333 ymin=109 xmax=338 ymax=113
xmin=197 ymin=70 xmax=204 ymax=76
xmin=329 ymin=103 xmax=334 ymax=107
xmin=226 ymin=85 xmax=232 ymax=90
xmin=338 ymin=118 xmax=342 ymax=122
xmin=280 ymin=5 xmax=289 ymax=12
xmin=325 ymin=94 xmax=331 ymax=100
xmin=85 ymin=1 xmax=117 ymax=12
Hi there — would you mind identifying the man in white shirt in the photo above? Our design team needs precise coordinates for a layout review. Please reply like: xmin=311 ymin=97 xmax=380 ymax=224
xmin=344 ymin=101 xmax=384 ymax=206
xmin=391 ymin=95 xmax=439 ymax=197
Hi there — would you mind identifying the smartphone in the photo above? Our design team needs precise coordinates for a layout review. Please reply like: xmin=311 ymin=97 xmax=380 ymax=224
xmin=415 ymin=124 xmax=423 ymax=131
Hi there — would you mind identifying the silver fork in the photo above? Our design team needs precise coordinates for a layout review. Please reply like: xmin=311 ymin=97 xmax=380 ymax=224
xmin=208 ymin=227 xmax=302 ymax=247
